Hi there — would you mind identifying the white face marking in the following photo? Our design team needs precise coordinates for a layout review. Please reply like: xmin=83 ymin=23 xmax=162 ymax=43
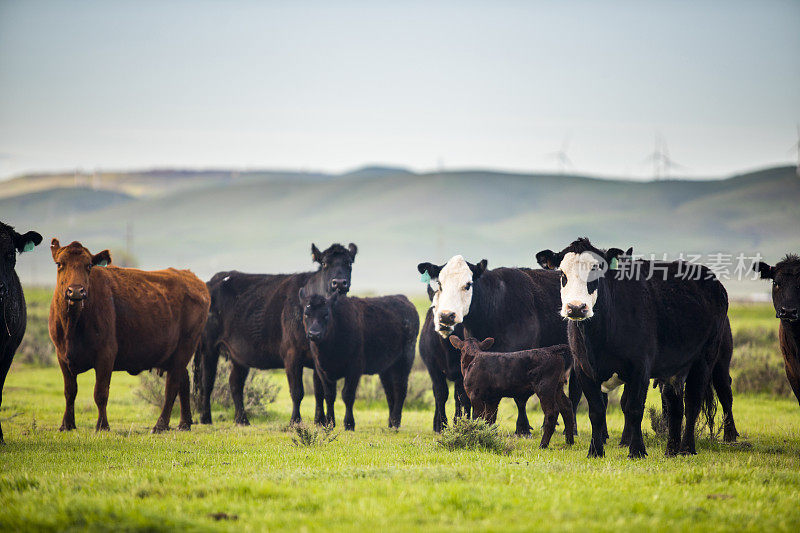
xmin=558 ymin=251 xmax=605 ymax=319
xmin=432 ymin=255 xmax=474 ymax=337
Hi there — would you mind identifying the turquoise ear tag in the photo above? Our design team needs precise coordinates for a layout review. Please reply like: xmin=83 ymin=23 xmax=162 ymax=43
xmin=98 ymin=260 xmax=109 ymax=267
xmin=420 ymin=270 xmax=431 ymax=284
xmin=22 ymin=241 xmax=35 ymax=253
xmin=609 ymin=258 xmax=618 ymax=270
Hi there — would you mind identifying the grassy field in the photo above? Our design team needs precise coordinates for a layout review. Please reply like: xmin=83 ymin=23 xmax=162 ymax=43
xmin=1 ymin=293 xmax=799 ymax=531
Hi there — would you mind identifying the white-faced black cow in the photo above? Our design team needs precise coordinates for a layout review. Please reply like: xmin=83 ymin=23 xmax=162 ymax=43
xmin=418 ymin=283 xmax=471 ymax=432
xmin=416 ymin=255 xmax=570 ymax=436
xmin=194 ymin=243 xmax=358 ymax=426
xmin=537 ymin=238 xmax=736 ymax=458
xmin=0 ymin=222 xmax=42 ymax=443
xmin=756 ymin=254 xmax=800 ymax=406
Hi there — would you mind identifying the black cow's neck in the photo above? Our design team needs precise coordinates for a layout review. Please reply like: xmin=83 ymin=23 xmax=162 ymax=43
xmin=573 ymin=276 xmax=612 ymax=379
xmin=782 ymin=319 xmax=800 ymax=354
xmin=462 ymin=274 xmax=495 ymax=340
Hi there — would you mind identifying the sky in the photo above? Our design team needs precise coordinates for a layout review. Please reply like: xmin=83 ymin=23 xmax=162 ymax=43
xmin=0 ymin=0 xmax=798 ymax=181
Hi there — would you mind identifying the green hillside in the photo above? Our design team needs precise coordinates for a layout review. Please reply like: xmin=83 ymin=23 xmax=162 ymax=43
xmin=2 ymin=165 xmax=798 ymax=297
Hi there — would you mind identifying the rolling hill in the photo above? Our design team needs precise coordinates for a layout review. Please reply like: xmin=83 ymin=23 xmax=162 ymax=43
xmin=2 ymin=165 xmax=797 ymax=298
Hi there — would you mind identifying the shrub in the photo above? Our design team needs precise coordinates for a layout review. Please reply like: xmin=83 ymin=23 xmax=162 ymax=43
xmin=732 ymin=345 xmax=792 ymax=396
xmin=291 ymin=423 xmax=339 ymax=447
xmin=437 ymin=418 xmax=514 ymax=455
xmin=649 ymin=407 xmax=668 ymax=438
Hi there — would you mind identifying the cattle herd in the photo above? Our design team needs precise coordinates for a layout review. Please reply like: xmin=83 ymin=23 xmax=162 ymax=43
xmin=0 ymin=219 xmax=798 ymax=459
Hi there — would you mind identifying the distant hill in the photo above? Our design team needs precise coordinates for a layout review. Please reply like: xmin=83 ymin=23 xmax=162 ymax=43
xmin=2 ymin=165 xmax=798 ymax=298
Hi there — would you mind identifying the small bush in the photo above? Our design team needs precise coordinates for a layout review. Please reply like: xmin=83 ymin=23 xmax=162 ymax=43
xmin=437 ymin=418 xmax=513 ymax=455
xmin=649 ymin=407 xmax=668 ymax=438
xmin=291 ymin=423 xmax=339 ymax=447
xmin=732 ymin=345 xmax=792 ymax=396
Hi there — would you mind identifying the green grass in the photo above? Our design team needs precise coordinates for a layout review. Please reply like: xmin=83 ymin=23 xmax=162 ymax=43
xmin=2 ymin=299 xmax=800 ymax=531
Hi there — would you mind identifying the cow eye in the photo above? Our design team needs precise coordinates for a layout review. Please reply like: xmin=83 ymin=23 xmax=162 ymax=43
xmin=56 ymin=262 xmax=63 ymax=269
xmin=560 ymin=274 xmax=567 ymax=287
xmin=773 ymin=282 xmax=779 ymax=289
xmin=464 ymin=282 xmax=472 ymax=290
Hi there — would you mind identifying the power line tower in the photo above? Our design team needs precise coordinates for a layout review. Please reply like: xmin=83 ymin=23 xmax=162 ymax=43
xmin=643 ymin=133 xmax=685 ymax=180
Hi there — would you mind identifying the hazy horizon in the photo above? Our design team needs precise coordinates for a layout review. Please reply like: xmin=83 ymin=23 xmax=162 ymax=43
xmin=1 ymin=0 xmax=798 ymax=181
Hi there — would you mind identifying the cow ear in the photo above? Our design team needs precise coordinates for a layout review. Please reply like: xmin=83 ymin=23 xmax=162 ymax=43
xmin=92 ymin=250 xmax=111 ymax=267
xmin=479 ymin=337 xmax=495 ymax=351
xmin=417 ymin=262 xmax=442 ymax=279
xmin=755 ymin=262 xmax=775 ymax=280
xmin=51 ymin=238 xmax=61 ymax=261
xmin=13 ymin=231 xmax=43 ymax=253
xmin=311 ymin=244 xmax=322 ymax=264
xmin=449 ymin=336 xmax=463 ymax=349
xmin=298 ymin=287 xmax=307 ymax=303
xmin=470 ymin=259 xmax=488 ymax=280
xmin=536 ymin=249 xmax=559 ymax=270
xmin=625 ymin=247 xmax=634 ymax=256
xmin=347 ymin=243 xmax=358 ymax=261
xmin=605 ymin=248 xmax=624 ymax=271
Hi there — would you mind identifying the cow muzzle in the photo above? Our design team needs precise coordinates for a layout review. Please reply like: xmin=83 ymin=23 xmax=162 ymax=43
xmin=306 ymin=329 xmax=323 ymax=342
xmin=65 ymin=286 xmax=87 ymax=304
xmin=330 ymin=279 xmax=350 ymax=294
xmin=565 ymin=302 xmax=590 ymax=320
xmin=777 ymin=307 xmax=799 ymax=321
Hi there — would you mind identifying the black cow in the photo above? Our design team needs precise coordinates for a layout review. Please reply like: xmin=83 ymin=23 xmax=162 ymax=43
xmin=756 ymin=254 xmax=800 ymax=406
xmin=416 ymin=255 xmax=571 ymax=436
xmin=299 ymin=290 xmax=418 ymax=430
xmin=419 ymin=284 xmax=471 ymax=432
xmin=537 ymin=238 xmax=734 ymax=458
xmin=194 ymin=243 xmax=357 ymax=425
xmin=0 ymin=222 xmax=42 ymax=443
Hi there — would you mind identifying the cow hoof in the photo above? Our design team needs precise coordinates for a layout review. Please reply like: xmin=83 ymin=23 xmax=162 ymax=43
xmin=95 ymin=425 xmax=110 ymax=432
xmin=199 ymin=414 xmax=212 ymax=425
xmin=628 ymin=447 xmax=648 ymax=459
xmin=565 ymin=435 xmax=575 ymax=446
xmin=234 ymin=417 xmax=250 ymax=427
xmin=177 ymin=422 xmax=191 ymax=431
xmin=679 ymin=449 xmax=697 ymax=456
xmin=151 ymin=425 xmax=169 ymax=434
xmin=587 ymin=443 xmax=605 ymax=458
xmin=59 ymin=424 xmax=76 ymax=432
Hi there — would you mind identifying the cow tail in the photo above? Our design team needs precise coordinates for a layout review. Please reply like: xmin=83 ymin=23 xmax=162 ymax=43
xmin=191 ymin=335 xmax=206 ymax=402
xmin=701 ymin=376 xmax=718 ymax=437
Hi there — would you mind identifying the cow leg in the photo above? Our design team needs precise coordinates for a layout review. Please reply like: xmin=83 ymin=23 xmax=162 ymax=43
xmin=600 ymin=392 xmax=609 ymax=442
xmin=712 ymin=361 xmax=738 ymax=442
xmin=153 ymin=369 xmax=180 ymax=433
xmin=429 ymin=367 xmax=449 ymax=433
xmin=378 ymin=371 xmax=396 ymax=428
xmin=513 ymin=397 xmax=531 ymax=436
xmin=577 ymin=370 xmax=606 ymax=458
xmin=680 ymin=367 xmax=707 ymax=456
xmin=229 ymin=361 xmax=250 ymax=426
xmin=342 ymin=373 xmax=361 ymax=431
xmin=176 ymin=366 xmax=192 ymax=430
xmin=58 ymin=359 xmax=78 ymax=431
xmin=455 ymin=379 xmax=471 ymax=420
xmin=567 ymin=373 xmax=581 ymax=436
xmin=318 ymin=370 xmax=337 ymax=427
xmin=557 ymin=388 xmax=575 ymax=446
xmin=619 ymin=386 xmax=631 ymax=447
xmin=93 ymin=359 xmax=113 ymax=432
xmin=389 ymin=368 xmax=409 ymax=429
xmin=284 ymin=354 xmax=304 ymax=425
xmin=313 ymin=370 xmax=327 ymax=426
xmin=0 ymin=351 xmax=13 ymax=443
xmin=624 ymin=375 xmax=649 ymax=459
xmin=485 ymin=400 xmax=500 ymax=425
xmin=198 ymin=345 xmax=219 ymax=425
xmin=662 ymin=383 xmax=684 ymax=456
xmin=538 ymin=392 xmax=558 ymax=448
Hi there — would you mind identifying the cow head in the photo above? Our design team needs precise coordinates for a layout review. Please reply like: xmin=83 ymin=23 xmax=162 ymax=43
xmin=0 ymin=222 xmax=42 ymax=301
xmin=536 ymin=238 xmax=626 ymax=320
xmin=755 ymin=254 xmax=800 ymax=322
xmin=417 ymin=255 xmax=487 ymax=338
xmin=50 ymin=239 xmax=111 ymax=310
xmin=310 ymin=242 xmax=357 ymax=296
xmin=449 ymin=335 xmax=495 ymax=375
xmin=299 ymin=288 xmax=339 ymax=343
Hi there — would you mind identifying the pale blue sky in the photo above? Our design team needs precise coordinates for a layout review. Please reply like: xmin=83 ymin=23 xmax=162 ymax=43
xmin=1 ymin=0 xmax=798 ymax=180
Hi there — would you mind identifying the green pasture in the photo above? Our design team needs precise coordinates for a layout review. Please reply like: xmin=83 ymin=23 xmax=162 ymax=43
xmin=1 ymin=292 xmax=799 ymax=532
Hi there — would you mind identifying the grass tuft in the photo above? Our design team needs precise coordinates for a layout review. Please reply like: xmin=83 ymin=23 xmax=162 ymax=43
xmin=291 ymin=423 xmax=339 ymax=447
xmin=437 ymin=418 xmax=513 ymax=455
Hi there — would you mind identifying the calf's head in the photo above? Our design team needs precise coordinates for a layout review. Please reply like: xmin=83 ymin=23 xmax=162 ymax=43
xmin=449 ymin=335 xmax=495 ymax=375
xmin=536 ymin=238 xmax=625 ymax=320
xmin=51 ymin=239 xmax=111 ymax=308
xmin=299 ymin=288 xmax=339 ymax=343
xmin=417 ymin=255 xmax=487 ymax=338
xmin=0 ymin=223 xmax=42 ymax=300
xmin=756 ymin=254 xmax=800 ymax=322
xmin=310 ymin=242 xmax=357 ymax=296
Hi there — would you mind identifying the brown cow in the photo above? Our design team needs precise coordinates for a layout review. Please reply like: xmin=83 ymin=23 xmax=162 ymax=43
xmin=49 ymin=239 xmax=210 ymax=433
